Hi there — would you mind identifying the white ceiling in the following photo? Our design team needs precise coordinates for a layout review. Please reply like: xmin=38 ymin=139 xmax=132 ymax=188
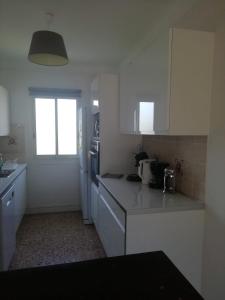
xmin=0 ymin=0 xmax=176 ymax=68
xmin=0 ymin=0 xmax=221 ymax=70
xmin=176 ymin=0 xmax=224 ymax=32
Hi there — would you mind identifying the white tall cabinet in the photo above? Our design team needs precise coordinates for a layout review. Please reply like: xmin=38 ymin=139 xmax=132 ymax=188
xmin=90 ymin=74 xmax=141 ymax=175
xmin=120 ymin=28 xmax=214 ymax=135
xmin=0 ymin=86 xmax=10 ymax=136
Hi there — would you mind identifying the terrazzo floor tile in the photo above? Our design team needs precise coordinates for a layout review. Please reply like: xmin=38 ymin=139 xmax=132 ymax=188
xmin=10 ymin=211 xmax=105 ymax=270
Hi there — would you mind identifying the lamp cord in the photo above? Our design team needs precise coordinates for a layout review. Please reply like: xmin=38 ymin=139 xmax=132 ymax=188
xmin=46 ymin=12 xmax=54 ymax=30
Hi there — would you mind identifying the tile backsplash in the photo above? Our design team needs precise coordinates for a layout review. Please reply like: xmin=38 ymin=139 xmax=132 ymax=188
xmin=143 ymin=136 xmax=207 ymax=201
xmin=0 ymin=124 xmax=26 ymax=163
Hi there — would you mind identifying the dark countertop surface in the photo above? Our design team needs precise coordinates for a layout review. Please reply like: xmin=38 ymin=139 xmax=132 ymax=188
xmin=0 ymin=251 xmax=203 ymax=299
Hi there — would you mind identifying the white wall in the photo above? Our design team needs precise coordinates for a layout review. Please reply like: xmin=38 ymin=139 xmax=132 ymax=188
xmin=0 ymin=67 xmax=91 ymax=213
xmin=202 ymin=11 xmax=225 ymax=300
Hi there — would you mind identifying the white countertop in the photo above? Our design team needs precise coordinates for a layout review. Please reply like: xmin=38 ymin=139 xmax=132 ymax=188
xmin=0 ymin=164 xmax=27 ymax=196
xmin=97 ymin=175 xmax=204 ymax=215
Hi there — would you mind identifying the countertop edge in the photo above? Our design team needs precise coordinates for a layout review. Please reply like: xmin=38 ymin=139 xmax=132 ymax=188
xmin=97 ymin=175 xmax=127 ymax=213
xmin=0 ymin=164 xmax=27 ymax=196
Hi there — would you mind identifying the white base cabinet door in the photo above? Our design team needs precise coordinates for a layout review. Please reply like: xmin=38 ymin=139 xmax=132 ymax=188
xmin=91 ymin=182 xmax=99 ymax=227
xmin=126 ymin=210 xmax=204 ymax=293
xmin=14 ymin=169 xmax=27 ymax=231
xmin=120 ymin=28 xmax=214 ymax=135
xmin=97 ymin=184 xmax=125 ymax=257
xmin=0 ymin=185 xmax=16 ymax=271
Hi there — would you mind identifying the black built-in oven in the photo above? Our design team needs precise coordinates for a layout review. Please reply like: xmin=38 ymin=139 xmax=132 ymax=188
xmin=89 ymin=140 xmax=100 ymax=186
xmin=93 ymin=112 xmax=100 ymax=140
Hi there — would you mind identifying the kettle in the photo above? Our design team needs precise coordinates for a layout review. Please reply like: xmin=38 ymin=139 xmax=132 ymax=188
xmin=138 ymin=159 xmax=155 ymax=185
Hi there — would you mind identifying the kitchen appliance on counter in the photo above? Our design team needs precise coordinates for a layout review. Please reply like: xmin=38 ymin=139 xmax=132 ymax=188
xmin=149 ymin=161 xmax=169 ymax=189
xmin=163 ymin=168 xmax=176 ymax=193
xmin=127 ymin=151 xmax=149 ymax=182
xmin=138 ymin=159 xmax=155 ymax=185
xmin=134 ymin=151 xmax=149 ymax=167
xmin=126 ymin=174 xmax=142 ymax=182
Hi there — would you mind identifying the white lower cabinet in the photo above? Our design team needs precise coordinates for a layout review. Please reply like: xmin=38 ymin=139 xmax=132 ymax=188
xmin=91 ymin=182 xmax=99 ymax=227
xmin=0 ymin=167 xmax=27 ymax=270
xmin=97 ymin=184 xmax=125 ymax=257
xmin=126 ymin=210 xmax=204 ymax=293
xmin=97 ymin=183 xmax=204 ymax=293
xmin=14 ymin=168 xmax=27 ymax=231
xmin=0 ymin=185 xmax=16 ymax=270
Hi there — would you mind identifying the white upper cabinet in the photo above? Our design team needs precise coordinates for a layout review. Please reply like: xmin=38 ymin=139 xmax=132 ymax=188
xmin=0 ymin=86 xmax=10 ymax=136
xmin=120 ymin=28 xmax=214 ymax=135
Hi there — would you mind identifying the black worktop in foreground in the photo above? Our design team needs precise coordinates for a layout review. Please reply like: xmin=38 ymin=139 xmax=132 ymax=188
xmin=0 ymin=251 xmax=203 ymax=299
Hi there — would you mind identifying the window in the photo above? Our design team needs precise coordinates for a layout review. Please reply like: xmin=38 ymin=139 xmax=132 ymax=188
xmin=93 ymin=99 xmax=99 ymax=107
xmin=138 ymin=101 xmax=155 ymax=134
xmin=34 ymin=98 xmax=77 ymax=156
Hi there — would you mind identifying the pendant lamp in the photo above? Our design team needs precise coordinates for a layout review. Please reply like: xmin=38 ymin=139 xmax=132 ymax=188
xmin=28 ymin=13 xmax=68 ymax=66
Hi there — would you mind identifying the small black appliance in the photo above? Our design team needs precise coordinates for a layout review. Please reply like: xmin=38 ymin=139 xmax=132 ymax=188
xmin=149 ymin=161 xmax=169 ymax=189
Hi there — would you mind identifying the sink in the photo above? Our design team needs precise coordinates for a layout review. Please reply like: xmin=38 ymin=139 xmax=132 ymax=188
xmin=0 ymin=170 xmax=15 ymax=178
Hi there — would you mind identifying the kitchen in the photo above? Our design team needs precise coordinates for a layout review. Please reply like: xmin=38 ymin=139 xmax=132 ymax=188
xmin=0 ymin=0 xmax=225 ymax=299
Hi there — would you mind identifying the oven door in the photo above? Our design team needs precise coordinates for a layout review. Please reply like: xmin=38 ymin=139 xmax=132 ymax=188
xmin=89 ymin=150 xmax=99 ymax=186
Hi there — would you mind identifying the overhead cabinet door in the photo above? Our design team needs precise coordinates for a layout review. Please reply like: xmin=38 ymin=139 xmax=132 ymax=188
xmin=0 ymin=86 xmax=10 ymax=136
xmin=119 ymin=28 xmax=214 ymax=136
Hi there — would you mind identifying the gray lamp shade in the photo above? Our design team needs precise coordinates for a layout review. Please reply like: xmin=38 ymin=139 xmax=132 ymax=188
xmin=28 ymin=30 xmax=68 ymax=66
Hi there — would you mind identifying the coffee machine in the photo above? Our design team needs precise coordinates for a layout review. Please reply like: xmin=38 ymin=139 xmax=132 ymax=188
xmin=149 ymin=161 xmax=169 ymax=189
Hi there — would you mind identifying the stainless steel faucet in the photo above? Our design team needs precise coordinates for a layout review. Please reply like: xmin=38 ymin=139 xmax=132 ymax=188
xmin=163 ymin=168 xmax=176 ymax=193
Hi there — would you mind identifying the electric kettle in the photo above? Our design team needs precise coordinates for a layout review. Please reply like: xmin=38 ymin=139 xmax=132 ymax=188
xmin=138 ymin=159 xmax=155 ymax=185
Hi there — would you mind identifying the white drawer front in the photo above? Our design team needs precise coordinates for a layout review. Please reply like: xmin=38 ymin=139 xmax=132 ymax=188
xmin=98 ymin=193 xmax=125 ymax=257
xmin=99 ymin=183 xmax=125 ymax=228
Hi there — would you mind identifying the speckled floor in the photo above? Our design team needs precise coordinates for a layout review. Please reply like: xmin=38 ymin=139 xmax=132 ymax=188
xmin=10 ymin=212 xmax=105 ymax=270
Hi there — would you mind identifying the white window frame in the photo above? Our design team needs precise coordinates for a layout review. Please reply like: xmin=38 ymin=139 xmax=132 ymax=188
xmin=32 ymin=97 xmax=80 ymax=159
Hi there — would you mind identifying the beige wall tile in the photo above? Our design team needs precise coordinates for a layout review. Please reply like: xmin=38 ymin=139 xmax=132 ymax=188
xmin=143 ymin=135 xmax=207 ymax=201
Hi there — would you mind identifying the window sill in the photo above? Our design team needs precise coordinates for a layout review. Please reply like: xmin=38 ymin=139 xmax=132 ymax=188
xmin=32 ymin=155 xmax=80 ymax=165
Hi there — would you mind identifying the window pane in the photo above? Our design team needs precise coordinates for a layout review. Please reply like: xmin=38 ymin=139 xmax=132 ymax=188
xmin=93 ymin=99 xmax=99 ymax=107
xmin=139 ymin=101 xmax=154 ymax=133
xmin=57 ymin=99 xmax=77 ymax=155
xmin=35 ymin=98 xmax=56 ymax=155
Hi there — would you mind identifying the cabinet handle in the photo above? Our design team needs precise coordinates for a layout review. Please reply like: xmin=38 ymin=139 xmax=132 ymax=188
xmin=6 ymin=201 xmax=11 ymax=207
xmin=100 ymin=195 xmax=125 ymax=233
xmin=89 ymin=150 xmax=97 ymax=156
xmin=12 ymin=191 xmax=14 ymax=197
